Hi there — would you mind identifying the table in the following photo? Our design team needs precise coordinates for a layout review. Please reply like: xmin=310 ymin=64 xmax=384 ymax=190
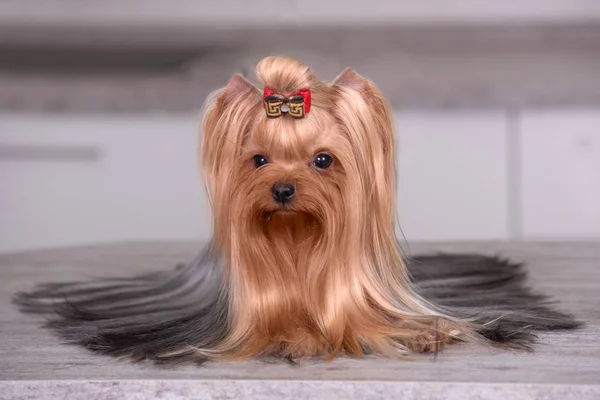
xmin=1 ymin=241 xmax=598 ymax=399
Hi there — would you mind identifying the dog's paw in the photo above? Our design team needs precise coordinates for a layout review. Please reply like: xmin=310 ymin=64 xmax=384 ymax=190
xmin=405 ymin=329 xmax=452 ymax=353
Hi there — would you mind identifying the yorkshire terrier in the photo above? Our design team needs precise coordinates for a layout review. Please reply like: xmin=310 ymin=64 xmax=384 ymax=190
xmin=14 ymin=56 xmax=580 ymax=364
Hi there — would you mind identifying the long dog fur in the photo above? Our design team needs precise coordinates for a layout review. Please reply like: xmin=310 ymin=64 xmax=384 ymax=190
xmin=14 ymin=246 xmax=581 ymax=363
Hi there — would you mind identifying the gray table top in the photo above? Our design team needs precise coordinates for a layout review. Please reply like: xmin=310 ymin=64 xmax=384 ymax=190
xmin=1 ymin=241 xmax=599 ymax=400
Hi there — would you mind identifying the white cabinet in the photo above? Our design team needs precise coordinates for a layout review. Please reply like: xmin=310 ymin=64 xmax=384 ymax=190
xmin=519 ymin=110 xmax=600 ymax=239
xmin=0 ymin=112 xmax=513 ymax=252
xmin=394 ymin=112 xmax=509 ymax=241
xmin=0 ymin=114 xmax=212 ymax=253
xmin=5 ymin=109 xmax=599 ymax=252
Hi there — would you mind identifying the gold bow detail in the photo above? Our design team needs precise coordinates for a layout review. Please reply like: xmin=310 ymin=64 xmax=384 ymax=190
xmin=263 ymin=88 xmax=311 ymax=118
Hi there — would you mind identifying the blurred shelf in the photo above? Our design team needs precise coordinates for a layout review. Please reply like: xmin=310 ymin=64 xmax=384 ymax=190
xmin=2 ymin=0 xmax=600 ymax=29
xmin=2 ymin=41 xmax=600 ymax=112
xmin=2 ymin=1 xmax=600 ymax=49
xmin=2 ymin=2 xmax=600 ymax=112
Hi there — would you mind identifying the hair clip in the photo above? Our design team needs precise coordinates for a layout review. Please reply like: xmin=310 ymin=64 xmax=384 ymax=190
xmin=263 ymin=88 xmax=311 ymax=118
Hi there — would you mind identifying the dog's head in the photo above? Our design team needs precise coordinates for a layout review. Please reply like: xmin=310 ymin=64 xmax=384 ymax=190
xmin=201 ymin=56 xmax=397 ymax=256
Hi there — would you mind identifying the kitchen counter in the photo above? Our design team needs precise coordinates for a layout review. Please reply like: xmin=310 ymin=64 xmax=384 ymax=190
xmin=0 ymin=241 xmax=598 ymax=399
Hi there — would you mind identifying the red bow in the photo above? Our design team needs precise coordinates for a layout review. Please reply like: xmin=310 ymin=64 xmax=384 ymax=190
xmin=263 ymin=88 xmax=311 ymax=118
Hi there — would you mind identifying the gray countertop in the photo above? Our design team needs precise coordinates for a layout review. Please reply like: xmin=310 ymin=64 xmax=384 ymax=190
xmin=1 ymin=241 xmax=599 ymax=399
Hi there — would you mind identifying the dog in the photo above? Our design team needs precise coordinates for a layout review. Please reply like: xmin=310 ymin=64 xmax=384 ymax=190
xmin=14 ymin=56 xmax=581 ymax=364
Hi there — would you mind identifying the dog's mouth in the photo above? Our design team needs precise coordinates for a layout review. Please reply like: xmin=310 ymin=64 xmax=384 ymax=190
xmin=261 ymin=208 xmax=295 ymax=221
xmin=258 ymin=209 xmax=321 ymax=238
xmin=256 ymin=209 xmax=323 ymax=246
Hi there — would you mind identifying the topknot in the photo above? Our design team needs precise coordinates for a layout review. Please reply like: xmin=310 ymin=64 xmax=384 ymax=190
xmin=256 ymin=56 xmax=318 ymax=93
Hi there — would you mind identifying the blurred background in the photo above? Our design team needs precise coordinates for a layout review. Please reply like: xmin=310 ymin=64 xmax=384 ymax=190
xmin=1 ymin=1 xmax=600 ymax=253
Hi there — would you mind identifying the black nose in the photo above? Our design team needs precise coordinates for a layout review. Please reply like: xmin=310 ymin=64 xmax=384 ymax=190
xmin=272 ymin=183 xmax=295 ymax=204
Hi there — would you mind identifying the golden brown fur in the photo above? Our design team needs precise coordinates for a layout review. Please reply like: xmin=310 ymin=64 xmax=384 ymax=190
xmin=200 ymin=56 xmax=481 ymax=359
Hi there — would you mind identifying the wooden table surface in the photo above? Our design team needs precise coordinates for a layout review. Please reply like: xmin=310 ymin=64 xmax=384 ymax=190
xmin=1 ymin=241 xmax=599 ymax=399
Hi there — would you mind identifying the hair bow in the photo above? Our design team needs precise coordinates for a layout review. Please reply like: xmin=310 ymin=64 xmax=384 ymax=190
xmin=263 ymin=88 xmax=311 ymax=118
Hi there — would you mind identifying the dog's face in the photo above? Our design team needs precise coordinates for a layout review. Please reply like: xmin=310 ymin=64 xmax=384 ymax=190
xmin=201 ymin=60 xmax=397 ymax=259
xmin=230 ymin=111 xmax=350 ymax=237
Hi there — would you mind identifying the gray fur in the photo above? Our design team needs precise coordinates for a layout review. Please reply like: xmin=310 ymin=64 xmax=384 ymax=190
xmin=407 ymin=254 xmax=582 ymax=348
xmin=13 ymin=242 xmax=229 ymax=364
xmin=13 ymin=244 xmax=581 ymax=363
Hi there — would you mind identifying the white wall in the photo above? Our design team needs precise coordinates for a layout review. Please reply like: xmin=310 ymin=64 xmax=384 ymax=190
xmin=520 ymin=110 xmax=600 ymax=239
xmin=1 ymin=109 xmax=599 ymax=253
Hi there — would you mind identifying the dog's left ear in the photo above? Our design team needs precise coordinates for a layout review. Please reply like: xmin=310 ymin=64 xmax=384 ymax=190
xmin=330 ymin=66 xmax=397 ymax=217
xmin=332 ymin=67 xmax=369 ymax=92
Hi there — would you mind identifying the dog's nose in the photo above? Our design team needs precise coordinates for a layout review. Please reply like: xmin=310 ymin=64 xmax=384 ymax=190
xmin=272 ymin=183 xmax=296 ymax=204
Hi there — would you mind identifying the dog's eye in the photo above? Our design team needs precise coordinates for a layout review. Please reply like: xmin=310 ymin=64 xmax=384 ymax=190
xmin=313 ymin=153 xmax=333 ymax=170
xmin=253 ymin=154 xmax=269 ymax=168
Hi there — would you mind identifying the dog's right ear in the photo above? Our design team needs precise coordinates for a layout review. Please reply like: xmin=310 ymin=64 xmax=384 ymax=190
xmin=201 ymin=73 xmax=261 ymax=202
xmin=221 ymin=74 xmax=260 ymax=103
